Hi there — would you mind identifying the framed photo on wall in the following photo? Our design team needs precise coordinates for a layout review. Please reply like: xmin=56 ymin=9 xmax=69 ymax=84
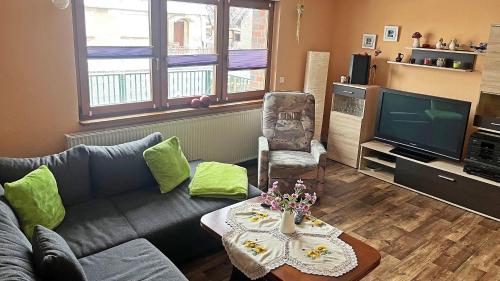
xmin=384 ymin=26 xmax=399 ymax=42
xmin=362 ymin=34 xmax=377 ymax=49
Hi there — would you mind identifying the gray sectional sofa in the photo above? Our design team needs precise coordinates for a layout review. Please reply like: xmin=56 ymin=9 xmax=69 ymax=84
xmin=0 ymin=132 xmax=260 ymax=280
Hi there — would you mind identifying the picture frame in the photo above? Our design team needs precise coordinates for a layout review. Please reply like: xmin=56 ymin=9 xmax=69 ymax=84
xmin=383 ymin=26 xmax=399 ymax=42
xmin=362 ymin=34 xmax=377 ymax=49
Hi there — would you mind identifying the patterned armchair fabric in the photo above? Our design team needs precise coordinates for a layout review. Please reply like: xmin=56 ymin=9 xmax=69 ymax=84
xmin=262 ymin=92 xmax=315 ymax=152
xmin=258 ymin=92 xmax=327 ymax=196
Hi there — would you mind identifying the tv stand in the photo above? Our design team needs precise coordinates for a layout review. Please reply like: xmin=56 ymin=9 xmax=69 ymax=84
xmin=390 ymin=146 xmax=436 ymax=163
xmin=359 ymin=140 xmax=500 ymax=221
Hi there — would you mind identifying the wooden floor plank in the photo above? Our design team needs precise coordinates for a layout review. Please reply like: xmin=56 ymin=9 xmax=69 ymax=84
xmin=182 ymin=161 xmax=500 ymax=281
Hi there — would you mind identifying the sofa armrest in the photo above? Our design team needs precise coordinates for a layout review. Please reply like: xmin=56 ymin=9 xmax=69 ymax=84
xmin=311 ymin=140 xmax=327 ymax=165
xmin=257 ymin=137 xmax=270 ymax=190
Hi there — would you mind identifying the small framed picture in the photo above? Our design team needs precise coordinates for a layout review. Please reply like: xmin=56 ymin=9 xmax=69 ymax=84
xmin=362 ymin=34 xmax=377 ymax=49
xmin=384 ymin=26 xmax=399 ymax=42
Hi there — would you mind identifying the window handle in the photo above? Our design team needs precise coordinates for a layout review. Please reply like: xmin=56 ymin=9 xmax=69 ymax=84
xmin=155 ymin=58 xmax=160 ymax=71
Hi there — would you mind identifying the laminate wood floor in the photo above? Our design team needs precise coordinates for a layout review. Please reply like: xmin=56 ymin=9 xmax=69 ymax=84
xmin=181 ymin=160 xmax=500 ymax=281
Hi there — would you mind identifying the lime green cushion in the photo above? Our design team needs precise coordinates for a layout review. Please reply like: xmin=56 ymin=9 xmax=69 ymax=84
xmin=4 ymin=165 xmax=65 ymax=239
xmin=143 ymin=136 xmax=190 ymax=193
xmin=188 ymin=162 xmax=248 ymax=200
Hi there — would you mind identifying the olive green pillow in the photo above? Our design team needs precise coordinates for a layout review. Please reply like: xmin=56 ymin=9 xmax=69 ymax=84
xmin=4 ymin=165 xmax=65 ymax=239
xmin=143 ymin=136 xmax=190 ymax=193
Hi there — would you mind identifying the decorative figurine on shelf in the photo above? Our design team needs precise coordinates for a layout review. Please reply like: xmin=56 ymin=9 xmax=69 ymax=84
xmin=191 ymin=98 xmax=201 ymax=108
xmin=422 ymin=43 xmax=431 ymax=48
xmin=436 ymin=58 xmax=446 ymax=67
xmin=424 ymin=58 xmax=433 ymax=66
xmin=470 ymin=42 xmax=488 ymax=53
xmin=436 ymin=38 xmax=446 ymax=49
xmin=412 ymin=32 xmax=422 ymax=48
xmin=200 ymin=95 xmax=210 ymax=108
xmin=409 ymin=58 xmax=416 ymax=64
xmin=449 ymin=39 xmax=459 ymax=51
xmin=395 ymin=53 xmax=405 ymax=62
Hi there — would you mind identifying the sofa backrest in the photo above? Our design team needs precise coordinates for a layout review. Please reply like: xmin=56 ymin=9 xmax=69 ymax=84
xmin=0 ymin=197 xmax=40 ymax=281
xmin=0 ymin=145 xmax=92 ymax=206
xmin=87 ymin=132 xmax=163 ymax=198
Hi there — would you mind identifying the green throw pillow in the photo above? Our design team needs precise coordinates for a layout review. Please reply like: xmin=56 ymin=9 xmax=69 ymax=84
xmin=4 ymin=165 xmax=65 ymax=239
xmin=143 ymin=136 xmax=190 ymax=193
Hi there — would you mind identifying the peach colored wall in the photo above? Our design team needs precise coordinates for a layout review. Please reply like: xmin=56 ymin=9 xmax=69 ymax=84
xmin=1 ymin=0 xmax=499 ymax=157
xmin=0 ymin=1 xmax=80 ymax=157
xmin=326 ymin=0 xmax=500 ymax=145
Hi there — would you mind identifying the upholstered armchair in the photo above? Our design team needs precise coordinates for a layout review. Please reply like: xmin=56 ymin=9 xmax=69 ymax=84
xmin=258 ymin=92 xmax=327 ymax=196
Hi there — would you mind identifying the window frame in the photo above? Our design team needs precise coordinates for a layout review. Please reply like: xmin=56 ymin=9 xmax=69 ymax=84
xmin=73 ymin=0 xmax=274 ymax=120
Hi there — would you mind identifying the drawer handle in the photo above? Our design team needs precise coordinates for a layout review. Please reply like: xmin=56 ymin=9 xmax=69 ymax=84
xmin=342 ymin=90 xmax=354 ymax=95
xmin=438 ymin=175 xmax=456 ymax=182
xmin=491 ymin=122 xmax=500 ymax=127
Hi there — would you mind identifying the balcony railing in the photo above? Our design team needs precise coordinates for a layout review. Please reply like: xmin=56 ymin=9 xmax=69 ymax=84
xmin=88 ymin=70 xmax=251 ymax=107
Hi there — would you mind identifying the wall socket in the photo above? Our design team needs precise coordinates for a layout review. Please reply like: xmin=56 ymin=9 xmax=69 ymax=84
xmin=279 ymin=76 xmax=286 ymax=84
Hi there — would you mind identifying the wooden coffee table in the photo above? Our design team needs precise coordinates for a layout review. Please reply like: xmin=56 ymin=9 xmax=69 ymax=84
xmin=200 ymin=197 xmax=381 ymax=281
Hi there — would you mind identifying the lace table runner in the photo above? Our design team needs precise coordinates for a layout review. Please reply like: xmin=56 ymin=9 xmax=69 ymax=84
xmin=222 ymin=203 xmax=358 ymax=280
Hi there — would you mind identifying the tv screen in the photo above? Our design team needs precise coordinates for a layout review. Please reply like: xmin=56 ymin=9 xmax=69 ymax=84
xmin=375 ymin=89 xmax=471 ymax=160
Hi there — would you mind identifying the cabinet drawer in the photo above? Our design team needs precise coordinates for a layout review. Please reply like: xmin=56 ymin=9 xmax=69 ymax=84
xmin=333 ymin=84 xmax=366 ymax=99
xmin=395 ymin=158 xmax=500 ymax=218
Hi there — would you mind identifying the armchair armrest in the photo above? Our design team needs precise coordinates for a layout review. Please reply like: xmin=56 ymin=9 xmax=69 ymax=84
xmin=311 ymin=140 xmax=327 ymax=165
xmin=258 ymin=137 xmax=270 ymax=190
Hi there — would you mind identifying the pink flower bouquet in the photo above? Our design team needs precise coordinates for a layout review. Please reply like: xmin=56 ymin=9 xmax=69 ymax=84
xmin=260 ymin=180 xmax=317 ymax=215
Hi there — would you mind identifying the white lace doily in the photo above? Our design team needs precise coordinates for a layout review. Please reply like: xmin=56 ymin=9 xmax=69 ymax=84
xmin=222 ymin=203 xmax=358 ymax=280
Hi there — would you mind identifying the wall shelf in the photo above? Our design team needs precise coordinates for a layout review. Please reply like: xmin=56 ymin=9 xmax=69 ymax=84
xmin=405 ymin=47 xmax=484 ymax=56
xmin=387 ymin=61 xmax=472 ymax=72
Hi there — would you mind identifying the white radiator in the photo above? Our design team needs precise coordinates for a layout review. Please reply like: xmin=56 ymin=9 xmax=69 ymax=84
xmin=66 ymin=109 xmax=262 ymax=164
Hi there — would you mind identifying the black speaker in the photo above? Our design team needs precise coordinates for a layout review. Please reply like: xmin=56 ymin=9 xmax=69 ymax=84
xmin=349 ymin=54 xmax=371 ymax=85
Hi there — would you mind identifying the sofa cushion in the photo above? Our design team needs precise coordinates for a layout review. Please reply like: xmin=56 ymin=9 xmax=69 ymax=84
xmin=4 ymin=165 xmax=66 ymax=239
xmin=0 ymin=199 xmax=40 ymax=281
xmin=109 ymin=161 xmax=261 ymax=263
xmin=32 ymin=225 xmax=87 ymax=281
xmin=0 ymin=145 xmax=92 ymax=206
xmin=79 ymin=239 xmax=187 ymax=281
xmin=55 ymin=199 xmax=138 ymax=258
xmin=143 ymin=136 xmax=190 ymax=194
xmin=269 ymin=150 xmax=318 ymax=179
xmin=87 ymin=132 xmax=162 ymax=197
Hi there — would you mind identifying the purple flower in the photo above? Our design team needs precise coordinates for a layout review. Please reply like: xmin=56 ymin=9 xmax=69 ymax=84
xmin=283 ymin=194 xmax=290 ymax=199
xmin=289 ymin=202 xmax=297 ymax=209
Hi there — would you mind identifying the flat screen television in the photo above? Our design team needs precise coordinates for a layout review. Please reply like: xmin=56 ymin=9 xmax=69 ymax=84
xmin=375 ymin=88 xmax=471 ymax=162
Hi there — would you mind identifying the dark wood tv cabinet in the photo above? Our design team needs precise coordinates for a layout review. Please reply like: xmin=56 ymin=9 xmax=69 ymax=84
xmin=358 ymin=140 xmax=500 ymax=220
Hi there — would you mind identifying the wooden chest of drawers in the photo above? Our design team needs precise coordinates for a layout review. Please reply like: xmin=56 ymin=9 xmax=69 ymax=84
xmin=327 ymin=83 xmax=380 ymax=168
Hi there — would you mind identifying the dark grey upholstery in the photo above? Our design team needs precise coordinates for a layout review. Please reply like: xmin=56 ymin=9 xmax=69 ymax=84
xmin=0 ymin=145 xmax=92 ymax=206
xmin=0 ymin=132 xmax=260 ymax=280
xmin=32 ymin=225 xmax=87 ymax=281
xmin=109 ymin=160 xmax=261 ymax=264
xmin=79 ymin=239 xmax=187 ymax=281
xmin=55 ymin=198 xmax=138 ymax=258
xmin=87 ymin=133 xmax=162 ymax=198
xmin=0 ymin=199 xmax=40 ymax=281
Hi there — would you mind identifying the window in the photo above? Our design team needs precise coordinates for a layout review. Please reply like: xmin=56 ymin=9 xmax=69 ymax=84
xmin=73 ymin=0 xmax=274 ymax=119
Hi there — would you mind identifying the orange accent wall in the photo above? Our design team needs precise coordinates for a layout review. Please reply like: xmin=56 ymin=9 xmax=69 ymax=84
xmin=325 ymin=0 xmax=500 ymax=146
xmin=1 ymin=0 xmax=499 ymax=157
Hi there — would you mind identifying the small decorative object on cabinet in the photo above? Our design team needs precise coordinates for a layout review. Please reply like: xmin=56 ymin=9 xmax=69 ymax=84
xmin=423 ymin=57 xmax=433 ymax=65
xmin=475 ymin=24 xmax=500 ymax=132
xmin=395 ymin=53 xmax=404 ymax=62
xmin=470 ymin=42 xmax=488 ymax=53
xmin=412 ymin=32 xmax=422 ymax=48
xmin=327 ymin=83 xmax=380 ymax=168
xmin=340 ymin=75 xmax=350 ymax=84
xmin=453 ymin=60 xmax=462 ymax=69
